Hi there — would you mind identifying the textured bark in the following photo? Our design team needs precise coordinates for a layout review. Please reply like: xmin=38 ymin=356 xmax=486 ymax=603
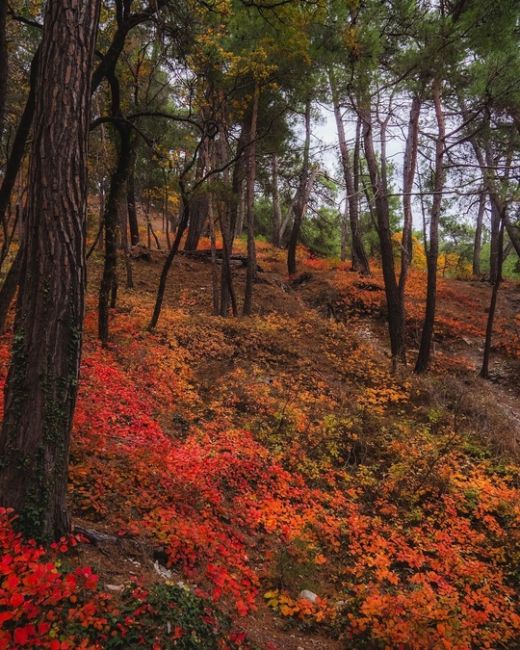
xmin=399 ymin=95 xmax=421 ymax=298
xmin=0 ymin=0 xmax=100 ymax=541
xmin=287 ymin=100 xmax=312 ymax=277
xmin=243 ymin=83 xmax=260 ymax=316
xmin=472 ymin=190 xmax=485 ymax=277
xmin=415 ymin=80 xmax=445 ymax=373
xmin=360 ymin=99 xmax=405 ymax=366
xmin=0 ymin=0 xmax=7 ymax=139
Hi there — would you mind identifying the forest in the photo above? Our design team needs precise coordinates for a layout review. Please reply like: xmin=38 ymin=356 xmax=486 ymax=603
xmin=0 ymin=0 xmax=519 ymax=648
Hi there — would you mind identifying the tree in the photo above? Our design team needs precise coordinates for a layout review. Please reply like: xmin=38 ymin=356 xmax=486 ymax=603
xmin=0 ymin=0 xmax=101 ymax=541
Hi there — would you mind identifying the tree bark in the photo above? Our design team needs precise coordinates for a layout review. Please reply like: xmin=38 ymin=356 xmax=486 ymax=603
xmin=148 ymin=193 xmax=190 ymax=330
xmin=0 ymin=0 xmax=100 ymax=541
xmin=243 ymin=82 xmax=260 ymax=316
xmin=415 ymin=80 xmax=445 ymax=373
xmin=480 ymin=216 xmax=504 ymax=379
xmin=98 ymin=73 xmax=132 ymax=345
xmin=127 ymin=152 xmax=140 ymax=246
xmin=0 ymin=0 xmax=7 ymax=139
xmin=399 ymin=95 xmax=421 ymax=297
xmin=271 ymin=154 xmax=282 ymax=247
xmin=360 ymin=99 xmax=405 ymax=366
xmin=472 ymin=190 xmax=485 ymax=277
xmin=329 ymin=71 xmax=370 ymax=275
xmin=287 ymin=99 xmax=312 ymax=277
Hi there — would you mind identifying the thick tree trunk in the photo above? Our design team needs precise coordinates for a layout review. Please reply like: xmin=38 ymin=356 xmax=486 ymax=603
xmin=243 ymin=83 xmax=260 ymax=316
xmin=0 ymin=0 xmax=7 ymax=139
xmin=0 ymin=0 xmax=100 ymax=541
xmin=472 ymin=190 xmax=485 ymax=277
xmin=287 ymin=100 xmax=312 ymax=277
xmin=415 ymin=80 xmax=445 ymax=373
xmin=399 ymin=95 xmax=421 ymax=297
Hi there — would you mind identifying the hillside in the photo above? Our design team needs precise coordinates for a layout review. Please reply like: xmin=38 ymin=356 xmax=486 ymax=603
xmin=1 ymin=237 xmax=518 ymax=649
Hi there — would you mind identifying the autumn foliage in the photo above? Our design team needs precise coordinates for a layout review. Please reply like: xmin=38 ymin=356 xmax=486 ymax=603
xmin=0 ymin=249 xmax=519 ymax=648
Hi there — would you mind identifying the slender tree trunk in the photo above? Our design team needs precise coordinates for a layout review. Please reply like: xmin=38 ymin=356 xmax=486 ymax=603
xmin=243 ymin=82 xmax=260 ymax=316
xmin=480 ymin=217 xmax=504 ymax=379
xmin=287 ymin=100 xmax=312 ymax=277
xmin=98 ymin=73 xmax=132 ymax=344
xmin=472 ymin=190 xmax=485 ymax=277
xmin=340 ymin=202 xmax=349 ymax=262
xmin=0 ymin=48 xmax=40 ymax=230
xmin=271 ymin=154 xmax=282 ymax=247
xmin=217 ymin=125 xmax=238 ymax=317
xmin=399 ymin=95 xmax=421 ymax=297
xmin=148 ymin=194 xmax=190 ymax=330
xmin=415 ymin=80 xmax=445 ymax=373
xmin=183 ymin=151 xmax=206 ymax=251
xmin=503 ymin=211 xmax=520 ymax=259
xmin=0 ymin=249 xmax=22 ymax=333
xmin=329 ymin=71 xmax=369 ymax=274
xmin=489 ymin=200 xmax=501 ymax=284
xmin=127 ymin=153 xmax=140 ymax=246
xmin=0 ymin=0 xmax=100 ymax=541
xmin=360 ymin=100 xmax=405 ymax=367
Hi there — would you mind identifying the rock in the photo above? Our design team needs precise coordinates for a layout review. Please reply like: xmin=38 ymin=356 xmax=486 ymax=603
xmin=298 ymin=589 xmax=318 ymax=604
xmin=105 ymin=584 xmax=125 ymax=593
xmin=153 ymin=560 xmax=173 ymax=580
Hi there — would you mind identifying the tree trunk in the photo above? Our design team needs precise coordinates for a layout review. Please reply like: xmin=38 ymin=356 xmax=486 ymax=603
xmin=148 ymin=194 xmax=190 ymax=330
xmin=472 ymin=190 xmax=485 ymax=277
xmin=243 ymin=82 xmax=260 ymax=316
xmin=0 ymin=250 xmax=22 ymax=333
xmin=271 ymin=154 xmax=282 ymax=247
xmin=0 ymin=0 xmax=100 ymax=541
xmin=489 ymin=200 xmax=501 ymax=284
xmin=399 ymin=95 xmax=421 ymax=297
xmin=360 ymin=99 xmax=405 ymax=366
xmin=183 ymin=151 xmax=206 ymax=251
xmin=480 ymin=217 xmax=504 ymax=379
xmin=287 ymin=99 xmax=312 ymax=277
xmin=98 ymin=72 xmax=132 ymax=345
xmin=329 ymin=70 xmax=369 ymax=274
xmin=127 ymin=153 xmax=140 ymax=246
xmin=0 ymin=0 xmax=7 ymax=139
xmin=415 ymin=80 xmax=445 ymax=373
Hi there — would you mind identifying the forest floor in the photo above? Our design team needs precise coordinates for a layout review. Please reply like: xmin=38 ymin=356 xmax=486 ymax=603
xmin=0 ymin=227 xmax=519 ymax=649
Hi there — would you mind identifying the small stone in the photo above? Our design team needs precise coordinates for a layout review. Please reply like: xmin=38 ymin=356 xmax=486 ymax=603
xmin=298 ymin=589 xmax=318 ymax=604
xmin=105 ymin=584 xmax=124 ymax=593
